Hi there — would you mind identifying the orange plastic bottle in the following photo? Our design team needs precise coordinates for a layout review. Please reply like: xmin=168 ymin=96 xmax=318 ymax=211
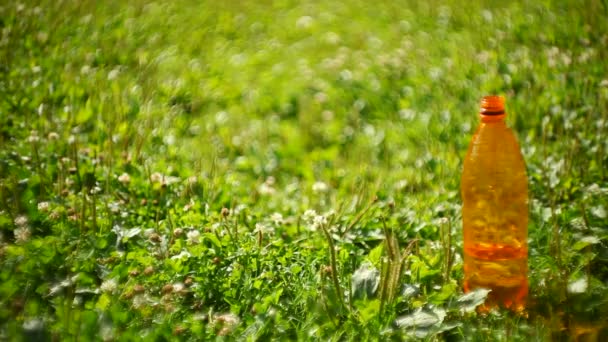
xmin=461 ymin=95 xmax=528 ymax=312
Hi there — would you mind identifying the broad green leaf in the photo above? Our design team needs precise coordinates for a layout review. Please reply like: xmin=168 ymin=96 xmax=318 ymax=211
xmin=591 ymin=205 xmax=606 ymax=219
xmin=573 ymin=235 xmax=601 ymax=251
xmin=395 ymin=307 xmax=446 ymax=329
xmin=568 ymin=277 xmax=588 ymax=294
xmin=351 ymin=261 xmax=380 ymax=300
xmin=402 ymin=284 xmax=420 ymax=299
xmin=96 ymin=293 xmax=111 ymax=310
xmin=366 ymin=244 xmax=384 ymax=267
xmin=453 ymin=288 xmax=491 ymax=313
xmin=358 ymin=299 xmax=381 ymax=324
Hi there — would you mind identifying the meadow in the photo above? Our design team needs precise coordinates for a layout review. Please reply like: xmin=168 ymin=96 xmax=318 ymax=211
xmin=1 ymin=0 xmax=607 ymax=340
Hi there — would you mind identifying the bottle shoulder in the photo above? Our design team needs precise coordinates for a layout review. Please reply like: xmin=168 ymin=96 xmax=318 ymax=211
xmin=462 ymin=123 xmax=527 ymax=183
xmin=465 ymin=123 xmax=523 ymax=158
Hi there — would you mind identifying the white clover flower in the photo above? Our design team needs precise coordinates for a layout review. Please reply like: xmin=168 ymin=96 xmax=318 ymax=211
xmin=476 ymin=51 xmax=490 ymax=64
xmin=569 ymin=217 xmax=585 ymax=231
xmin=107 ymin=68 xmax=120 ymax=81
xmin=481 ymin=9 xmax=493 ymax=23
xmin=339 ymin=69 xmax=353 ymax=81
xmin=296 ymin=16 xmax=314 ymax=30
xmin=47 ymin=132 xmax=59 ymax=140
xmin=234 ymin=204 xmax=248 ymax=215
xmin=302 ymin=209 xmax=317 ymax=222
xmin=143 ymin=228 xmax=156 ymax=238
xmin=258 ymin=182 xmax=275 ymax=196
xmin=171 ymin=250 xmax=191 ymax=260
xmin=322 ymin=110 xmax=334 ymax=122
xmin=214 ymin=312 xmax=240 ymax=336
xmin=399 ymin=108 xmax=416 ymax=120
xmin=14 ymin=216 xmax=28 ymax=227
xmin=186 ymin=230 xmax=201 ymax=245
xmin=150 ymin=172 xmax=163 ymax=183
xmin=314 ymin=92 xmax=328 ymax=103
xmin=109 ymin=202 xmax=121 ymax=213
xmin=270 ymin=213 xmax=283 ymax=225
xmin=586 ymin=183 xmax=608 ymax=195
xmin=312 ymin=181 xmax=329 ymax=193
xmin=100 ymin=278 xmax=118 ymax=293
xmin=324 ymin=209 xmax=335 ymax=217
xmin=324 ymin=32 xmax=341 ymax=45
xmin=37 ymin=201 xmax=50 ymax=212
xmin=132 ymin=294 xmax=146 ymax=309
xmin=14 ymin=226 xmax=31 ymax=243
xmin=312 ymin=215 xmax=328 ymax=230
xmin=118 ymin=173 xmax=131 ymax=185
xmin=428 ymin=67 xmax=442 ymax=81
xmin=395 ymin=179 xmax=409 ymax=190
xmin=166 ymin=176 xmax=181 ymax=185
xmin=100 ymin=323 xmax=114 ymax=342
xmin=183 ymin=200 xmax=195 ymax=212
xmin=254 ymin=222 xmax=273 ymax=234
xmin=172 ymin=282 xmax=185 ymax=294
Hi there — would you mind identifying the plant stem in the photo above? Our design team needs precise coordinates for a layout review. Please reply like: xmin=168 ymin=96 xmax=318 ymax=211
xmin=320 ymin=216 xmax=344 ymax=310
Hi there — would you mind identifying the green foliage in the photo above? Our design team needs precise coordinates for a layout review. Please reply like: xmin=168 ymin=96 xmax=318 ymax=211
xmin=1 ymin=0 xmax=608 ymax=340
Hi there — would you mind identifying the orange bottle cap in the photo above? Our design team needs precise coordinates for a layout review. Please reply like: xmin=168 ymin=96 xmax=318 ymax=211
xmin=480 ymin=95 xmax=505 ymax=115
xmin=479 ymin=95 xmax=506 ymax=121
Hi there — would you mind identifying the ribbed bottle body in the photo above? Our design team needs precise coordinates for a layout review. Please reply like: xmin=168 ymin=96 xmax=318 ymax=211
xmin=461 ymin=119 xmax=528 ymax=311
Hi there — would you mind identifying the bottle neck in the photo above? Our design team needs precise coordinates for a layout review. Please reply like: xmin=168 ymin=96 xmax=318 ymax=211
xmin=480 ymin=113 xmax=506 ymax=123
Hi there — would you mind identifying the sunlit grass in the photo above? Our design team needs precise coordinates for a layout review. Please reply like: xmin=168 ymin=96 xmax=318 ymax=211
xmin=0 ymin=0 xmax=607 ymax=340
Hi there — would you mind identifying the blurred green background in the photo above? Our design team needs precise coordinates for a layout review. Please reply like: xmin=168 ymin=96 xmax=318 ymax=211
xmin=1 ymin=0 xmax=607 ymax=340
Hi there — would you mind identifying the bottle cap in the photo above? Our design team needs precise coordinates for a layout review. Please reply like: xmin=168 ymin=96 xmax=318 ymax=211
xmin=480 ymin=95 xmax=505 ymax=116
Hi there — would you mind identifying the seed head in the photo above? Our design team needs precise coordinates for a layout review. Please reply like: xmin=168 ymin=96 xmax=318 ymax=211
xmin=221 ymin=207 xmax=230 ymax=218
xmin=118 ymin=173 xmax=131 ymax=185
xmin=162 ymin=284 xmax=174 ymax=294
xmin=149 ymin=233 xmax=161 ymax=243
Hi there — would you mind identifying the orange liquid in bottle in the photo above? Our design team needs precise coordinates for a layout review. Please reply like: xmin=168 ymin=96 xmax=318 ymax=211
xmin=461 ymin=96 xmax=528 ymax=312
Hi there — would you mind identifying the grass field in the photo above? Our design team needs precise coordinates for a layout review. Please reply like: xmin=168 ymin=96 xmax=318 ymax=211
xmin=1 ymin=0 xmax=608 ymax=340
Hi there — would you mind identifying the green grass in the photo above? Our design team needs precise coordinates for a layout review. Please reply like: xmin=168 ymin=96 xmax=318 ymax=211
xmin=1 ymin=0 xmax=607 ymax=340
